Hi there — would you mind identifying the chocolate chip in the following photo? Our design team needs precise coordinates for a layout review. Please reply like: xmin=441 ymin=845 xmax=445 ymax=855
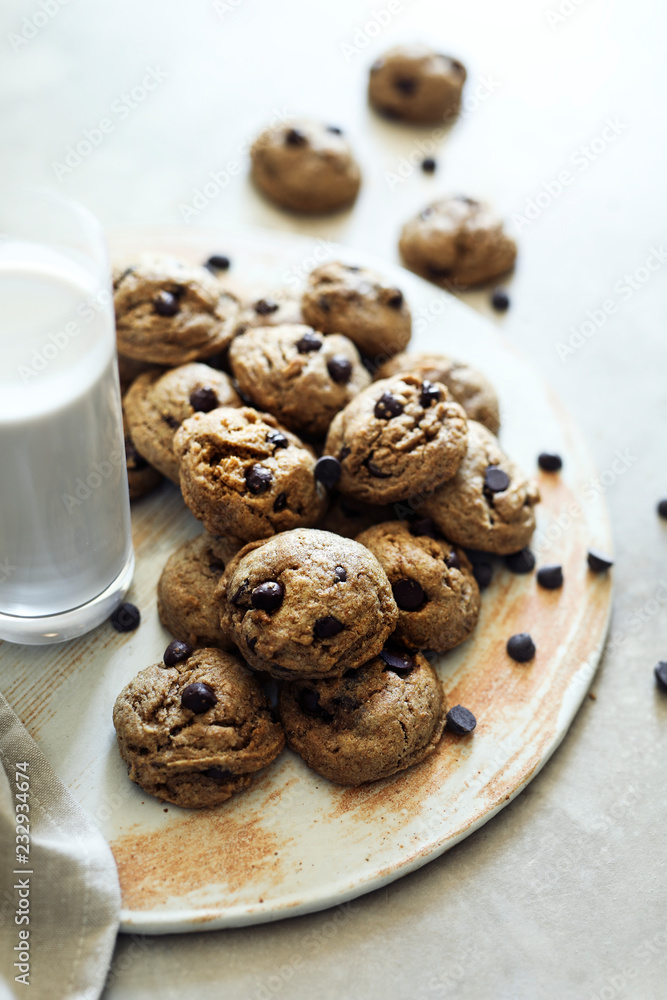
xmin=410 ymin=517 xmax=438 ymax=539
xmin=314 ymin=455 xmax=341 ymax=489
xmin=153 ymin=291 xmax=180 ymax=317
xmin=266 ymin=429 xmax=289 ymax=449
xmin=374 ymin=392 xmax=404 ymax=419
xmin=110 ymin=602 xmax=140 ymax=632
xmin=446 ymin=551 xmax=460 ymax=570
xmin=379 ymin=648 xmax=414 ymax=674
xmin=254 ymin=298 xmax=279 ymax=316
xmin=655 ymin=662 xmax=667 ymax=693
xmin=296 ymin=331 xmax=322 ymax=353
xmin=314 ymin=616 xmax=344 ymax=639
xmin=163 ymin=640 xmax=194 ymax=666
xmin=326 ymin=125 xmax=343 ymax=135
xmin=392 ymin=578 xmax=425 ymax=611
xmin=318 ymin=295 xmax=331 ymax=312
xmin=537 ymin=565 xmax=563 ymax=590
xmin=446 ymin=705 xmax=477 ymax=735
xmin=420 ymin=380 xmax=441 ymax=408
xmin=273 ymin=492 xmax=287 ymax=512
xmin=334 ymin=566 xmax=347 ymax=583
xmin=657 ymin=500 xmax=667 ymax=519
xmin=505 ymin=547 xmax=535 ymax=574
xmin=366 ymin=459 xmax=391 ymax=478
xmin=387 ymin=290 xmax=404 ymax=308
xmin=491 ymin=288 xmax=510 ymax=312
xmin=251 ymin=581 xmax=284 ymax=612
xmin=189 ymin=386 xmax=219 ymax=412
xmin=538 ymin=452 xmax=563 ymax=472
xmin=232 ymin=584 xmax=247 ymax=606
xmin=484 ymin=466 xmax=510 ymax=493
xmin=285 ymin=128 xmax=307 ymax=146
xmin=298 ymin=689 xmax=331 ymax=720
xmin=507 ymin=633 xmax=536 ymax=662
xmin=245 ymin=464 xmax=273 ymax=494
xmin=202 ymin=767 xmax=234 ymax=782
xmin=395 ymin=76 xmax=417 ymax=95
xmin=163 ymin=414 xmax=180 ymax=430
xmin=421 ymin=157 xmax=437 ymax=174
xmin=208 ymin=558 xmax=225 ymax=574
xmin=471 ymin=560 xmax=493 ymax=590
xmin=205 ymin=254 xmax=230 ymax=271
xmin=327 ymin=355 xmax=353 ymax=383
xmin=181 ymin=682 xmax=217 ymax=714
xmin=587 ymin=550 xmax=613 ymax=573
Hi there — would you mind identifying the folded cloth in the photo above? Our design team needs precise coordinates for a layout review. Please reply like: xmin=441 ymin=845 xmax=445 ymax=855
xmin=0 ymin=691 xmax=120 ymax=1000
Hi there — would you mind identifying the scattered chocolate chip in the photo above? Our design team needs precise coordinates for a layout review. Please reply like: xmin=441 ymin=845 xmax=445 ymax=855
xmin=395 ymin=76 xmax=417 ymax=95
xmin=420 ymin=380 xmax=441 ymax=408
xmin=472 ymin=561 xmax=493 ymax=590
xmin=153 ymin=290 xmax=180 ymax=317
xmin=484 ymin=466 xmax=510 ymax=493
xmin=326 ymin=125 xmax=343 ymax=135
xmin=387 ymin=290 xmax=404 ymax=309
xmin=421 ymin=157 xmax=437 ymax=174
xmin=208 ymin=558 xmax=225 ymax=574
xmin=334 ymin=566 xmax=347 ymax=583
xmin=537 ymin=565 xmax=563 ymax=590
xmin=181 ymin=682 xmax=217 ymax=714
xmin=246 ymin=636 xmax=257 ymax=652
xmin=446 ymin=551 xmax=460 ymax=570
xmin=374 ymin=392 xmax=404 ymax=420
xmin=505 ymin=547 xmax=536 ymax=574
xmin=655 ymin=662 xmax=667 ymax=693
xmin=491 ymin=288 xmax=510 ymax=312
xmin=163 ymin=640 xmax=194 ymax=666
xmin=446 ymin=705 xmax=477 ymax=735
xmin=189 ymin=386 xmax=219 ymax=412
xmin=273 ymin=492 xmax=287 ymax=512
xmin=205 ymin=254 xmax=230 ymax=271
xmin=366 ymin=460 xmax=391 ymax=478
xmin=587 ymin=550 xmax=613 ymax=573
xmin=314 ymin=455 xmax=341 ymax=489
xmin=657 ymin=499 xmax=667 ymax=519
xmin=392 ymin=578 xmax=425 ymax=611
xmin=295 ymin=330 xmax=322 ymax=353
xmin=285 ymin=127 xmax=307 ymax=146
xmin=251 ymin=581 xmax=284 ymax=612
xmin=507 ymin=633 xmax=536 ymax=662
xmin=266 ymin=429 xmax=289 ymax=449
xmin=110 ymin=602 xmax=140 ymax=632
xmin=538 ymin=452 xmax=563 ymax=472
xmin=202 ymin=767 xmax=234 ymax=782
xmin=379 ymin=648 xmax=414 ymax=674
xmin=245 ymin=464 xmax=273 ymax=494
xmin=254 ymin=298 xmax=279 ymax=316
xmin=327 ymin=355 xmax=353 ymax=383
xmin=314 ymin=616 xmax=344 ymax=639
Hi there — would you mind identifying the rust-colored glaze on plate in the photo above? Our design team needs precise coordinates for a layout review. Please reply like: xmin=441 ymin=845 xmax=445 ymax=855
xmin=0 ymin=228 xmax=612 ymax=934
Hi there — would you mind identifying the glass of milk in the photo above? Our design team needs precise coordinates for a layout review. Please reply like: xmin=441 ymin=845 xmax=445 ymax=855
xmin=0 ymin=190 xmax=134 ymax=644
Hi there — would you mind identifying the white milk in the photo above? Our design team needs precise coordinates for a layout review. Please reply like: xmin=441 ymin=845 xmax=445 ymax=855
xmin=0 ymin=242 xmax=132 ymax=617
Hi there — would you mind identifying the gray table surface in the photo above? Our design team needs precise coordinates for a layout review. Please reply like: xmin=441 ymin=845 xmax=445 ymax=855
xmin=2 ymin=0 xmax=666 ymax=997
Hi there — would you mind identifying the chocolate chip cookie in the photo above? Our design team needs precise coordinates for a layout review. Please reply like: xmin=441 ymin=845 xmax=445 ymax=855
xmin=374 ymin=351 xmax=500 ymax=434
xmin=114 ymin=255 xmax=241 ymax=364
xmin=399 ymin=196 xmax=517 ymax=287
xmin=279 ymin=649 xmax=445 ymax=785
xmin=123 ymin=363 xmax=241 ymax=483
xmin=174 ymin=407 xmax=327 ymax=542
xmin=217 ymin=528 xmax=398 ymax=679
xmin=423 ymin=420 xmax=540 ymax=554
xmin=368 ymin=44 xmax=466 ymax=124
xmin=356 ymin=521 xmax=480 ymax=653
xmin=301 ymin=261 xmax=411 ymax=360
xmin=157 ymin=533 xmax=241 ymax=649
xmin=228 ymin=324 xmax=370 ymax=437
xmin=112 ymin=646 xmax=284 ymax=808
xmin=250 ymin=119 xmax=361 ymax=213
xmin=323 ymin=374 xmax=468 ymax=504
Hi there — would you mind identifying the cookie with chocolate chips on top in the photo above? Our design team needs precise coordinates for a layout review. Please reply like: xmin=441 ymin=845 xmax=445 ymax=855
xmin=368 ymin=44 xmax=466 ymax=124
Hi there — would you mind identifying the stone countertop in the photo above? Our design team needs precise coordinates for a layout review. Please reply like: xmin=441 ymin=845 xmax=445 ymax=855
xmin=2 ymin=0 xmax=666 ymax=996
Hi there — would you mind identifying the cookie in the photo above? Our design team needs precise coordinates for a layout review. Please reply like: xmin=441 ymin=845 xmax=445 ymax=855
xmin=368 ymin=44 xmax=466 ymax=124
xmin=279 ymin=649 xmax=445 ymax=785
xmin=234 ymin=290 xmax=304 ymax=335
xmin=124 ymin=363 xmax=241 ymax=483
xmin=157 ymin=533 xmax=241 ymax=649
xmin=423 ymin=420 xmax=540 ymax=554
xmin=374 ymin=352 xmax=500 ymax=435
xmin=228 ymin=324 xmax=371 ymax=437
xmin=356 ymin=521 xmax=480 ymax=653
xmin=112 ymin=647 xmax=284 ymax=809
xmin=174 ymin=407 xmax=327 ymax=542
xmin=318 ymin=495 xmax=392 ymax=539
xmin=217 ymin=528 xmax=398 ymax=679
xmin=118 ymin=353 xmax=158 ymax=395
xmin=113 ymin=255 xmax=241 ymax=364
xmin=123 ymin=406 xmax=162 ymax=501
xmin=399 ymin=196 xmax=517 ymax=287
xmin=301 ymin=261 xmax=411 ymax=360
xmin=323 ymin=374 xmax=468 ymax=505
xmin=250 ymin=119 xmax=361 ymax=214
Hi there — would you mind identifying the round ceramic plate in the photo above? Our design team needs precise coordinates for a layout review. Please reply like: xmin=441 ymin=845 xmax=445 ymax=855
xmin=0 ymin=226 xmax=612 ymax=935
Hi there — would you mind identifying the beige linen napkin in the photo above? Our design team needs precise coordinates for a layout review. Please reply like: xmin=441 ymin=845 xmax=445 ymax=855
xmin=0 ymin=691 xmax=120 ymax=1000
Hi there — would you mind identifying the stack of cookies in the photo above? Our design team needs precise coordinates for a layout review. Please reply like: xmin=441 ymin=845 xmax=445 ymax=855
xmin=113 ymin=251 xmax=540 ymax=809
